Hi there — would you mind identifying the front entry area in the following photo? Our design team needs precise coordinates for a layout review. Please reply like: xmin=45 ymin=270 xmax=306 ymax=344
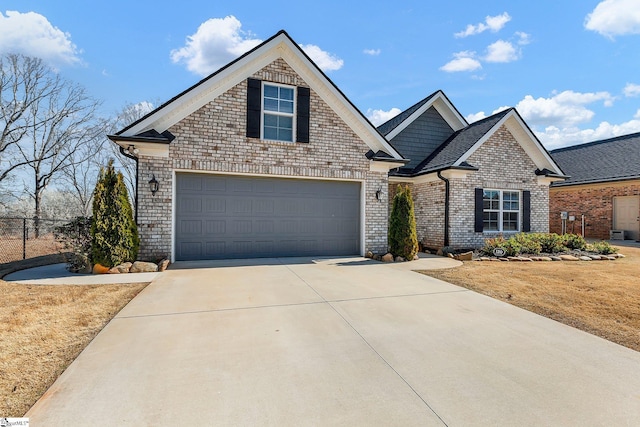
xmin=175 ymin=173 xmax=361 ymax=260
xmin=613 ymin=196 xmax=640 ymax=241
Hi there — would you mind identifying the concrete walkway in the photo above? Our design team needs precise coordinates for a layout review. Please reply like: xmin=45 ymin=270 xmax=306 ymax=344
xmin=3 ymin=263 xmax=159 ymax=285
xmin=26 ymin=256 xmax=640 ymax=426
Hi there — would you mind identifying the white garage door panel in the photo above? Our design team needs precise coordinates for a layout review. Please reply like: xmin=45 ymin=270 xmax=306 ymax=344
xmin=175 ymin=174 xmax=361 ymax=260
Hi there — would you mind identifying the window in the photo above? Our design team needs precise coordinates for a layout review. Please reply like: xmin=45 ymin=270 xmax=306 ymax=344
xmin=262 ymin=83 xmax=294 ymax=142
xmin=483 ymin=190 xmax=520 ymax=232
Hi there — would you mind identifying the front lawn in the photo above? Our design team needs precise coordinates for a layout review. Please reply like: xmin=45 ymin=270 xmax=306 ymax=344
xmin=419 ymin=246 xmax=640 ymax=352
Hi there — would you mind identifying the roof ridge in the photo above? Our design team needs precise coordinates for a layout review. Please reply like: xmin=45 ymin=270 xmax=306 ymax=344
xmin=376 ymin=90 xmax=441 ymax=134
xmin=550 ymin=131 xmax=640 ymax=153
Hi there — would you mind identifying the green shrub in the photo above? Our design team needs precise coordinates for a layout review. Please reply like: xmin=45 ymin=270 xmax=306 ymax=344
xmin=537 ymin=233 xmax=567 ymax=253
xmin=512 ymin=233 xmax=542 ymax=254
xmin=55 ymin=216 xmax=92 ymax=272
xmin=587 ymin=241 xmax=618 ymax=255
xmin=481 ymin=235 xmax=521 ymax=257
xmin=91 ymin=159 xmax=139 ymax=267
xmin=388 ymin=184 xmax=418 ymax=260
xmin=562 ymin=233 xmax=587 ymax=250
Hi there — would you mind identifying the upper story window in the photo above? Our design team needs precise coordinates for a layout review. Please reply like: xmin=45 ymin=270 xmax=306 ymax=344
xmin=262 ymin=83 xmax=294 ymax=142
xmin=483 ymin=189 xmax=520 ymax=232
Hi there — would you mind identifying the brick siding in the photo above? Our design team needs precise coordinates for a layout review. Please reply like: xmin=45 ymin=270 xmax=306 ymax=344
xmin=136 ymin=58 xmax=388 ymax=260
xmin=549 ymin=181 xmax=640 ymax=239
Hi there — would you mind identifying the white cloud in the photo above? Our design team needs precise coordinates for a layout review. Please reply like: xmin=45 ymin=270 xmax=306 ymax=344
xmin=585 ymin=0 xmax=640 ymax=37
xmin=300 ymin=44 xmax=343 ymax=71
xmin=170 ymin=16 xmax=262 ymax=76
xmin=0 ymin=10 xmax=81 ymax=67
xmin=484 ymin=40 xmax=519 ymax=63
xmin=624 ymin=83 xmax=640 ymax=97
xmin=466 ymin=112 xmax=487 ymax=123
xmin=516 ymin=31 xmax=531 ymax=45
xmin=363 ymin=48 xmax=381 ymax=56
xmin=455 ymin=12 xmax=511 ymax=38
xmin=440 ymin=51 xmax=482 ymax=72
xmin=514 ymin=90 xmax=615 ymax=127
xmin=366 ymin=107 xmax=402 ymax=126
xmin=635 ymin=109 xmax=640 ymax=119
xmin=171 ymin=16 xmax=343 ymax=75
xmin=537 ymin=119 xmax=640 ymax=149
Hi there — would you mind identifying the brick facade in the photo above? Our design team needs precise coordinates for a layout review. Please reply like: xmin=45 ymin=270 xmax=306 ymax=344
xmin=550 ymin=180 xmax=640 ymax=239
xmin=136 ymin=58 xmax=389 ymax=260
xmin=390 ymin=125 xmax=551 ymax=250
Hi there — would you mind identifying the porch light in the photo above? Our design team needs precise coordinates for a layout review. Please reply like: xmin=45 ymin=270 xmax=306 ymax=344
xmin=148 ymin=174 xmax=159 ymax=196
xmin=375 ymin=187 xmax=384 ymax=202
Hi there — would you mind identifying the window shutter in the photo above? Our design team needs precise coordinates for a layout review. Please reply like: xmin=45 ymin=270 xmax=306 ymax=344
xmin=246 ymin=78 xmax=261 ymax=138
xmin=475 ymin=188 xmax=484 ymax=232
xmin=522 ymin=190 xmax=531 ymax=232
xmin=296 ymin=86 xmax=310 ymax=143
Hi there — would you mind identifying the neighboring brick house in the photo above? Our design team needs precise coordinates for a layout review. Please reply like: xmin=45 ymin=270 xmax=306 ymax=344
xmin=378 ymin=92 xmax=566 ymax=249
xmin=549 ymin=132 xmax=640 ymax=241
xmin=108 ymin=31 xmax=405 ymax=261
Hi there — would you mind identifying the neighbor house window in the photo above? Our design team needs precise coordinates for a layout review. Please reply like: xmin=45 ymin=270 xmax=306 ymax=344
xmin=483 ymin=190 xmax=520 ymax=232
xmin=262 ymin=83 xmax=294 ymax=142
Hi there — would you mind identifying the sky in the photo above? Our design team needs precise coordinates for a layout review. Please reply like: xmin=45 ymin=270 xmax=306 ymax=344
xmin=2 ymin=0 xmax=640 ymax=150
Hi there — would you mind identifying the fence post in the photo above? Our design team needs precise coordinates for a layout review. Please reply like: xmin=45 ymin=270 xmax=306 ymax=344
xmin=23 ymin=218 xmax=27 ymax=260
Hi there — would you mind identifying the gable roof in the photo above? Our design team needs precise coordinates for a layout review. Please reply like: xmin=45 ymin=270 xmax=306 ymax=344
xmin=377 ymin=90 xmax=467 ymax=139
xmin=550 ymin=132 xmax=640 ymax=187
xmin=109 ymin=30 xmax=404 ymax=162
xmin=390 ymin=107 xmax=566 ymax=179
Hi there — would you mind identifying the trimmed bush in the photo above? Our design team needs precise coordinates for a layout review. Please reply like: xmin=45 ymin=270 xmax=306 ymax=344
xmin=388 ymin=185 xmax=418 ymax=260
xmin=587 ymin=241 xmax=618 ymax=255
xmin=91 ymin=160 xmax=139 ymax=267
xmin=512 ymin=233 xmax=542 ymax=254
xmin=562 ymin=233 xmax=587 ymax=250
xmin=537 ymin=233 xmax=567 ymax=253
xmin=481 ymin=236 xmax=521 ymax=257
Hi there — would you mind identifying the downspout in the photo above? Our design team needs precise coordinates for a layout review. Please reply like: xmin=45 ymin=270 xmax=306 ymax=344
xmin=119 ymin=146 xmax=139 ymax=224
xmin=437 ymin=170 xmax=450 ymax=247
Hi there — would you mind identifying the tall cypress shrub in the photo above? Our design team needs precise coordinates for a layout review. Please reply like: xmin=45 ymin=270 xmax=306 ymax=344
xmin=91 ymin=159 xmax=139 ymax=267
xmin=388 ymin=184 xmax=418 ymax=260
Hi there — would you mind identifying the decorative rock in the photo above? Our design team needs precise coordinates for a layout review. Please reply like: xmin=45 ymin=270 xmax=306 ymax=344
xmin=422 ymin=249 xmax=431 ymax=255
xmin=588 ymin=255 xmax=602 ymax=260
xmin=539 ymin=257 xmax=552 ymax=261
xmin=549 ymin=256 xmax=563 ymax=261
xmin=507 ymin=257 xmax=518 ymax=261
xmin=453 ymin=251 xmax=473 ymax=261
xmin=373 ymin=254 xmax=382 ymax=261
xmin=604 ymin=256 xmax=617 ymax=260
xmin=158 ymin=259 xmax=170 ymax=272
xmin=413 ymin=254 xmax=420 ymax=261
xmin=365 ymin=251 xmax=374 ymax=259
xmin=480 ymin=257 xmax=491 ymax=261
xmin=615 ymin=253 xmax=626 ymax=258
xmin=559 ymin=255 xmax=579 ymax=261
xmin=395 ymin=256 xmax=406 ymax=262
xmin=447 ymin=253 xmax=455 ymax=259
xmin=436 ymin=248 xmax=444 ymax=256
xmin=490 ymin=258 xmax=501 ymax=262
xmin=130 ymin=261 xmax=159 ymax=273
xmin=381 ymin=253 xmax=394 ymax=263
xmin=498 ymin=257 xmax=509 ymax=261
xmin=108 ymin=262 xmax=132 ymax=274
xmin=93 ymin=263 xmax=110 ymax=274
xmin=518 ymin=257 xmax=534 ymax=262
xmin=579 ymin=256 xmax=592 ymax=261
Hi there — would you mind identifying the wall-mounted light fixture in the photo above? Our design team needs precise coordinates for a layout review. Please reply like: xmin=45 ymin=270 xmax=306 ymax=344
xmin=375 ymin=187 xmax=384 ymax=202
xmin=127 ymin=145 xmax=139 ymax=156
xmin=148 ymin=174 xmax=159 ymax=196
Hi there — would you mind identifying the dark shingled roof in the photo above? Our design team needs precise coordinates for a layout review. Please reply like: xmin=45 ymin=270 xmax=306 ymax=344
xmin=407 ymin=108 xmax=512 ymax=175
xmin=376 ymin=92 xmax=439 ymax=136
xmin=550 ymin=132 xmax=640 ymax=187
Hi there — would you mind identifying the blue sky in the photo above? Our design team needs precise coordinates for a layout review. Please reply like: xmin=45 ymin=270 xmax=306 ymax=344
xmin=2 ymin=0 xmax=640 ymax=149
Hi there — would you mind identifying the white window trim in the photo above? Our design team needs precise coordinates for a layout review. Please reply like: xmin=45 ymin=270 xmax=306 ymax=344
xmin=483 ymin=189 xmax=521 ymax=233
xmin=261 ymin=82 xmax=296 ymax=143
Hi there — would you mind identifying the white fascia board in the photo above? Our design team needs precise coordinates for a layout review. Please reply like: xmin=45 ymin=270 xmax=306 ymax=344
xmin=112 ymin=139 xmax=169 ymax=158
xmin=453 ymin=110 xmax=564 ymax=175
xmin=369 ymin=160 xmax=406 ymax=172
xmin=385 ymin=92 xmax=467 ymax=141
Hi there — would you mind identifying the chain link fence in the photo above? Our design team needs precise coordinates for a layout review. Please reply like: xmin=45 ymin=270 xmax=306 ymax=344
xmin=0 ymin=217 xmax=69 ymax=264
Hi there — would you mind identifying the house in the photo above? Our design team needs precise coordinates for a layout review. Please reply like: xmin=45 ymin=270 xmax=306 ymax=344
xmin=109 ymin=30 xmax=406 ymax=261
xmin=109 ymin=29 xmax=566 ymax=261
xmin=379 ymin=92 xmax=566 ymax=249
xmin=549 ymin=132 xmax=640 ymax=241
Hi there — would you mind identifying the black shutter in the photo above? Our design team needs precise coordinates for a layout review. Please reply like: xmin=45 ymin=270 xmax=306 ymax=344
xmin=522 ymin=190 xmax=531 ymax=232
xmin=475 ymin=188 xmax=484 ymax=232
xmin=296 ymin=86 xmax=310 ymax=143
xmin=246 ymin=78 xmax=261 ymax=138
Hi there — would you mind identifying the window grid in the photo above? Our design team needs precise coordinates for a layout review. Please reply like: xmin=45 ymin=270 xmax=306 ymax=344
xmin=483 ymin=190 xmax=520 ymax=232
xmin=262 ymin=83 xmax=295 ymax=142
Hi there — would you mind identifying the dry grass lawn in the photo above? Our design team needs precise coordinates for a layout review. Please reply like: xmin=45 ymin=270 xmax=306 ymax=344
xmin=0 ymin=279 xmax=147 ymax=417
xmin=419 ymin=246 xmax=640 ymax=352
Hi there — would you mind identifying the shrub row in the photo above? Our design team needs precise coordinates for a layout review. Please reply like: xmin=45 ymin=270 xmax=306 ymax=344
xmin=481 ymin=233 xmax=616 ymax=257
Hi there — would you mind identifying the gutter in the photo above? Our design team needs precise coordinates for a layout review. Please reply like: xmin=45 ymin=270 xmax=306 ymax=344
xmin=118 ymin=146 xmax=139 ymax=224
xmin=437 ymin=170 xmax=450 ymax=247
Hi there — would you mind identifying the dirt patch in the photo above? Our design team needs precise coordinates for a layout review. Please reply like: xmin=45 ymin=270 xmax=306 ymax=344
xmin=418 ymin=246 xmax=640 ymax=352
xmin=0 ymin=280 xmax=148 ymax=417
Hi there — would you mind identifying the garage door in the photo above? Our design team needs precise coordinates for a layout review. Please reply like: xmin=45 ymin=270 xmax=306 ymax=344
xmin=175 ymin=173 xmax=361 ymax=260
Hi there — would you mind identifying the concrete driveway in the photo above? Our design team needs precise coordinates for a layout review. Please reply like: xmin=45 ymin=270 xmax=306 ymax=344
xmin=27 ymin=256 xmax=640 ymax=426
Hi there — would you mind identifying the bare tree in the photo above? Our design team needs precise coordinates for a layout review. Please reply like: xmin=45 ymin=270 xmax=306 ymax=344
xmin=0 ymin=54 xmax=103 ymax=234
